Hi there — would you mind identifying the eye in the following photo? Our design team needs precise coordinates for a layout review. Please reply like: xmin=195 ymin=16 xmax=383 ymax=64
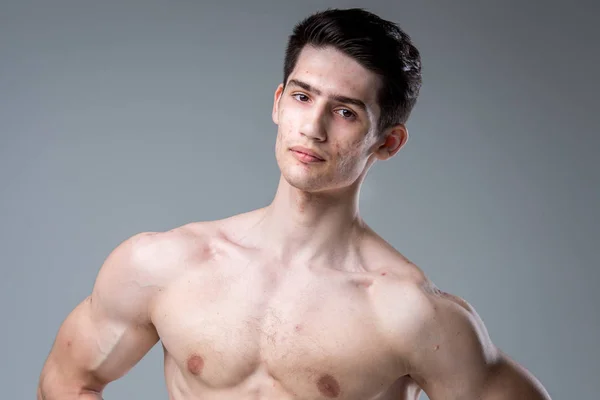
xmin=292 ymin=93 xmax=310 ymax=102
xmin=335 ymin=108 xmax=356 ymax=120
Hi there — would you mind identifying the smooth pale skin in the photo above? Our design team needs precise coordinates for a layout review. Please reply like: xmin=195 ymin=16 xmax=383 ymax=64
xmin=38 ymin=46 xmax=552 ymax=400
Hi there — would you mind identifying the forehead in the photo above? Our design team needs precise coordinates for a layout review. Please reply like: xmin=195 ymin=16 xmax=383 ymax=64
xmin=288 ymin=46 xmax=381 ymax=109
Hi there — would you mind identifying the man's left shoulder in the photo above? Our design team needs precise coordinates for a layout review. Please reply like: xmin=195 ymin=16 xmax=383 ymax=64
xmin=370 ymin=261 xmax=490 ymax=350
xmin=368 ymin=259 xmax=551 ymax=399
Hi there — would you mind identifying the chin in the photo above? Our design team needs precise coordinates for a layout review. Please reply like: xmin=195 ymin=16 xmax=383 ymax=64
xmin=280 ymin=164 xmax=330 ymax=192
xmin=282 ymin=161 xmax=367 ymax=194
xmin=282 ymin=172 xmax=321 ymax=192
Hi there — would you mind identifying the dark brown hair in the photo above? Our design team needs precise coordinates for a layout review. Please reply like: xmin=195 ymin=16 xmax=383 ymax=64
xmin=284 ymin=8 xmax=422 ymax=133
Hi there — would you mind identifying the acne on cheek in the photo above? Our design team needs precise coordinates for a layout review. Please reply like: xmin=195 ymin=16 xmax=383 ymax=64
xmin=331 ymin=141 xmax=361 ymax=163
xmin=340 ymin=138 xmax=365 ymax=157
xmin=332 ymin=142 xmax=342 ymax=155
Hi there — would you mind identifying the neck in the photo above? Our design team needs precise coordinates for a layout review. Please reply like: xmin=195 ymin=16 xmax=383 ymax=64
xmin=255 ymin=175 xmax=367 ymax=265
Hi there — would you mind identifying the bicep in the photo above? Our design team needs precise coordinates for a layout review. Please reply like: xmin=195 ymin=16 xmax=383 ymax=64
xmin=405 ymin=292 xmax=496 ymax=399
xmin=45 ymin=296 xmax=156 ymax=388
xmin=480 ymin=353 xmax=552 ymax=400
xmin=406 ymin=293 xmax=550 ymax=400
xmin=415 ymin=352 xmax=551 ymax=400
xmin=41 ymin=234 xmax=161 ymax=392
xmin=76 ymin=294 xmax=158 ymax=384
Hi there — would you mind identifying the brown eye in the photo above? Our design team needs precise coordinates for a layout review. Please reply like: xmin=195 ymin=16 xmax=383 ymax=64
xmin=293 ymin=93 xmax=309 ymax=102
xmin=336 ymin=109 xmax=356 ymax=120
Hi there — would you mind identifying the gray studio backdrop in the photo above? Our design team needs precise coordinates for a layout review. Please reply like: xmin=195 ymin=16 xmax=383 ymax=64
xmin=1 ymin=0 xmax=598 ymax=399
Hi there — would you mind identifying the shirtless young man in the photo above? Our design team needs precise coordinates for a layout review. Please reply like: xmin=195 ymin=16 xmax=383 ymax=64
xmin=38 ymin=8 xmax=551 ymax=400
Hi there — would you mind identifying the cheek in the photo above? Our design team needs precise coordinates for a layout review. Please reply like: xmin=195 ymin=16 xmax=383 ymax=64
xmin=279 ymin=99 xmax=309 ymax=133
xmin=275 ymin=110 xmax=292 ymax=137
xmin=277 ymin=111 xmax=295 ymax=137
xmin=334 ymin=137 xmax=365 ymax=159
xmin=279 ymin=100 xmax=295 ymax=122
xmin=332 ymin=139 xmax=367 ymax=174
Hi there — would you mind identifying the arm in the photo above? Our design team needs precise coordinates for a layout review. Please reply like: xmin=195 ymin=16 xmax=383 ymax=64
xmin=37 ymin=232 xmax=164 ymax=399
xmin=398 ymin=284 xmax=551 ymax=400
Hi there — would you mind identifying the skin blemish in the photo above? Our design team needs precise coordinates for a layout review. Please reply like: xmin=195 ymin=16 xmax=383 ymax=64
xmin=317 ymin=374 xmax=341 ymax=398
xmin=434 ymin=345 xmax=440 ymax=351
xmin=381 ymin=272 xmax=387 ymax=276
xmin=295 ymin=324 xmax=303 ymax=332
xmin=187 ymin=354 xmax=204 ymax=376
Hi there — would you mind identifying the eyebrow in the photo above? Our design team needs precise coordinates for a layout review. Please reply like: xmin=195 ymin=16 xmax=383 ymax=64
xmin=287 ymin=79 xmax=367 ymax=112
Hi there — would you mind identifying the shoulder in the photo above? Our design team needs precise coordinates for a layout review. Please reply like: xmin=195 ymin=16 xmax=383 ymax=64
xmin=364 ymin=241 xmax=549 ymax=398
xmin=361 ymin=233 xmax=486 ymax=344
xmin=91 ymin=223 xmax=220 ymax=320
xmin=97 ymin=222 xmax=219 ymax=284
xmin=371 ymin=265 xmax=550 ymax=399
xmin=371 ymin=260 xmax=497 ymax=366
xmin=373 ymin=265 xmax=499 ymax=396
xmin=369 ymin=262 xmax=436 ymax=340
xmin=110 ymin=207 xmax=267 ymax=269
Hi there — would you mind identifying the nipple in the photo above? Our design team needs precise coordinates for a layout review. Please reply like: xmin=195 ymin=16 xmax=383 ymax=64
xmin=187 ymin=354 xmax=204 ymax=376
xmin=317 ymin=374 xmax=340 ymax=398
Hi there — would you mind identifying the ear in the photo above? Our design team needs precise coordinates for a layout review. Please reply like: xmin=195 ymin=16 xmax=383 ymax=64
xmin=272 ymin=83 xmax=284 ymax=125
xmin=373 ymin=125 xmax=409 ymax=160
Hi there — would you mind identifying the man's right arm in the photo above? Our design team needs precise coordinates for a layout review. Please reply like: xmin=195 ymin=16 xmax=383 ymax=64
xmin=38 ymin=232 xmax=165 ymax=399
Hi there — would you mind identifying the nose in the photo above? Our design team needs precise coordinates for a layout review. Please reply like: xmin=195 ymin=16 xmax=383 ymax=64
xmin=300 ymin=105 xmax=328 ymax=142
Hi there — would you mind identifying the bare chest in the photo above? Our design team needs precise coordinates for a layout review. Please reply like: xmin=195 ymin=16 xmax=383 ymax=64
xmin=151 ymin=256 xmax=404 ymax=399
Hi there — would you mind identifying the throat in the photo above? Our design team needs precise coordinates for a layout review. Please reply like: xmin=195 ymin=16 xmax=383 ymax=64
xmin=251 ymin=209 xmax=367 ymax=268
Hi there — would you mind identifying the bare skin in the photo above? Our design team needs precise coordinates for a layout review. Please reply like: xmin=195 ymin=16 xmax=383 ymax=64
xmin=38 ymin=46 xmax=551 ymax=400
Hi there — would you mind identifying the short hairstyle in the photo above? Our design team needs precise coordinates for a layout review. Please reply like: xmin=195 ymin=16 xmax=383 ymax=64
xmin=283 ymin=8 xmax=422 ymax=133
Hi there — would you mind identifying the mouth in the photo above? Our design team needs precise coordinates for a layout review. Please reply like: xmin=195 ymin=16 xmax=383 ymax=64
xmin=290 ymin=146 xmax=325 ymax=162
